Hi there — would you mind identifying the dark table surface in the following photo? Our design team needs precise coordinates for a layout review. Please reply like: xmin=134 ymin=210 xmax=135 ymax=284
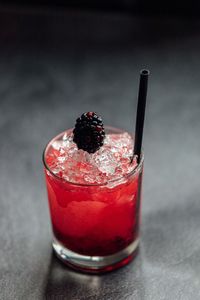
xmin=1 ymin=7 xmax=200 ymax=300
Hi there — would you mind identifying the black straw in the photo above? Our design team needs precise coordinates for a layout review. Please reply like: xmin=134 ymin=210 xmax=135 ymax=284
xmin=134 ymin=69 xmax=150 ymax=163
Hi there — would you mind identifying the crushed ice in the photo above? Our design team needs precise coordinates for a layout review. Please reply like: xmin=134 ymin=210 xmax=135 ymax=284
xmin=46 ymin=130 xmax=138 ymax=184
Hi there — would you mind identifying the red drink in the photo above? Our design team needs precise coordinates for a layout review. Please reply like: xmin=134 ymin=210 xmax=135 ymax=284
xmin=43 ymin=127 xmax=143 ymax=272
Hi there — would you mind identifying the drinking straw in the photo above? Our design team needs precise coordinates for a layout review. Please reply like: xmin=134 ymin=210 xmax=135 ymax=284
xmin=133 ymin=69 xmax=150 ymax=163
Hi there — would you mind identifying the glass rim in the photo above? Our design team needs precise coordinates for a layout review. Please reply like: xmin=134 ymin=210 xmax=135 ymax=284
xmin=42 ymin=126 xmax=144 ymax=187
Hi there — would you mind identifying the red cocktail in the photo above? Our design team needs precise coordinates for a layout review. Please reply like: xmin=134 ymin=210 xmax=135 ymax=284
xmin=43 ymin=126 xmax=143 ymax=272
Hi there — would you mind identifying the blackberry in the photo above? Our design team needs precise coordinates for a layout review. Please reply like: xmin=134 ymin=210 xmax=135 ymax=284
xmin=73 ymin=112 xmax=105 ymax=153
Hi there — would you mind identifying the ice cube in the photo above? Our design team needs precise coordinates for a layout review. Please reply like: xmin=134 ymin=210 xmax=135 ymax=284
xmin=52 ymin=140 xmax=63 ymax=150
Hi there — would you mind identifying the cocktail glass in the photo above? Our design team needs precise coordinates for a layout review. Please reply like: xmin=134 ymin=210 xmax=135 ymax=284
xmin=43 ymin=127 xmax=143 ymax=273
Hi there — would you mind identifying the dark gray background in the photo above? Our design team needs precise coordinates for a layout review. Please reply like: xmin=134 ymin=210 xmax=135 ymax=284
xmin=2 ymin=1 xmax=200 ymax=15
xmin=0 ymin=8 xmax=200 ymax=300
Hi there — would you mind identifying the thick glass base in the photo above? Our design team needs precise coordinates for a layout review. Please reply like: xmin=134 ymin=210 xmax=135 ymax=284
xmin=52 ymin=237 xmax=139 ymax=273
